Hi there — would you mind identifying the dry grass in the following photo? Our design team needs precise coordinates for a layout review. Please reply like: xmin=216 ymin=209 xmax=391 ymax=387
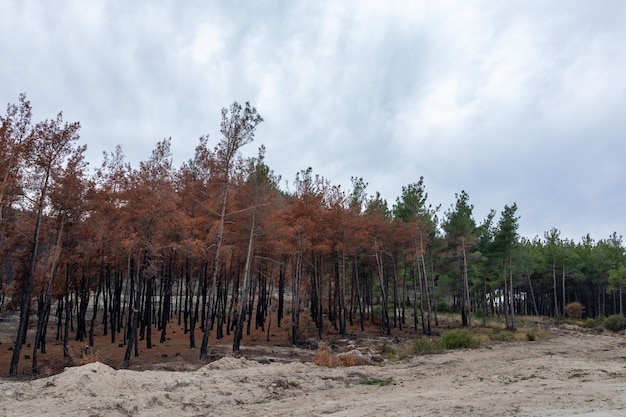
xmin=71 ymin=345 xmax=104 ymax=366
xmin=314 ymin=343 xmax=367 ymax=368
xmin=314 ymin=343 xmax=341 ymax=367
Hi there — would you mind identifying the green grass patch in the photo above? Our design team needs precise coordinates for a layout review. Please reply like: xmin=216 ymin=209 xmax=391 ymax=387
xmin=359 ymin=377 xmax=393 ymax=386
xmin=489 ymin=327 xmax=516 ymax=342
xmin=568 ymin=369 xmax=588 ymax=379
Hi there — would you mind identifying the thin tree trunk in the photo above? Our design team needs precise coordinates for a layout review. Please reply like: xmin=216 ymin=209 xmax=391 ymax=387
xmin=420 ymin=251 xmax=432 ymax=335
xmin=63 ymin=265 xmax=71 ymax=357
xmin=199 ymin=182 xmax=229 ymax=360
xmin=89 ymin=241 xmax=106 ymax=347
xmin=509 ymin=256 xmax=516 ymax=330
xmin=291 ymin=239 xmax=304 ymax=344
xmin=10 ymin=168 xmax=51 ymax=376
xmin=122 ymin=267 xmax=143 ymax=368
xmin=32 ymin=214 xmax=65 ymax=374
xmin=233 ymin=215 xmax=255 ymax=352
xmin=562 ymin=265 xmax=566 ymax=314
xmin=374 ymin=238 xmax=390 ymax=335
xmin=526 ymin=267 xmax=539 ymax=316
xmin=461 ymin=237 xmax=471 ymax=328
xmin=354 ymin=255 xmax=365 ymax=332
xmin=553 ymin=260 xmax=559 ymax=316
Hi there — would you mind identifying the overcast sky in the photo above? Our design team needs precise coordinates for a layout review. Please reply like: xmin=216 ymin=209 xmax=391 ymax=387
xmin=2 ymin=0 xmax=625 ymax=242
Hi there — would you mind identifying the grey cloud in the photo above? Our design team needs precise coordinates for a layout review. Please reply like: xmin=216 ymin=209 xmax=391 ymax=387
xmin=2 ymin=0 xmax=625 ymax=240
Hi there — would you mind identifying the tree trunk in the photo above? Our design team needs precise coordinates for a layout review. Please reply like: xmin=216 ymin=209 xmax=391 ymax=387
xmin=89 ymin=245 xmax=105 ymax=347
xmin=374 ymin=238 xmax=390 ymax=335
xmin=420 ymin=252 xmax=432 ymax=335
xmin=233 ymin=216 xmax=255 ymax=352
xmin=461 ymin=237 xmax=471 ymax=328
xmin=552 ymin=260 xmax=559 ymax=316
xmin=354 ymin=255 xmax=365 ymax=332
xmin=10 ymin=168 xmax=51 ymax=376
xmin=199 ymin=182 xmax=229 ymax=360
xmin=122 ymin=267 xmax=143 ymax=368
xmin=509 ymin=256 xmax=516 ymax=330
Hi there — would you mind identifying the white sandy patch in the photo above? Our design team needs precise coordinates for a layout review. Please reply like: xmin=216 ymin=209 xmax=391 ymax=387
xmin=2 ymin=330 xmax=626 ymax=416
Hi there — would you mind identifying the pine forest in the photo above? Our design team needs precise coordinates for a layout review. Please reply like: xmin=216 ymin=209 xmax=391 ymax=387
xmin=1 ymin=94 xmax=625 ymax=376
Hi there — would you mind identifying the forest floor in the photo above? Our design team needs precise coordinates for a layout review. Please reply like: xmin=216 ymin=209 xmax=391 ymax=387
xmin=1 ymin=312 xmax=626 ymax=416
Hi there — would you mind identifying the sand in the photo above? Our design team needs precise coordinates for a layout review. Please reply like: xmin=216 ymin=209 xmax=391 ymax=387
xmin=1 ymin=327 xmax=626 ymax=416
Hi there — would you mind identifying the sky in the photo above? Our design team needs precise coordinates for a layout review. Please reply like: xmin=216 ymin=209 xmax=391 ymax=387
xmin=2 ymin=0 xmax=625 ymax=242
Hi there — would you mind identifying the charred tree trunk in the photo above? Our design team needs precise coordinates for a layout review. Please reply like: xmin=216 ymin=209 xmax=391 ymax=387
xmin=160 ymin=260 xmax=172 ymax=343
xmin=122 ymin=269 xmax=143 ymax=368
xmin=89 ymin=249 xmax=105 ymax=347
xmin=10 ymin=168 xmax=51 ymax=375
xmin=277 ymin=259 xmax=286 ymax=328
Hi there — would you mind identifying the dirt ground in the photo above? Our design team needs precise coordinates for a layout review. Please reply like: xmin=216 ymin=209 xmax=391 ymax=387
xmin=1 ymin=313 xmax=626 ymax=416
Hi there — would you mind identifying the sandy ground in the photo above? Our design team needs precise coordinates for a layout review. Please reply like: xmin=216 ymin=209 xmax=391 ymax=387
xmin=1 ymin=328 xmax=626 ymax=416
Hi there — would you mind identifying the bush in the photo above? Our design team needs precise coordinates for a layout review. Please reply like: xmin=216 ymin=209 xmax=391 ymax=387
xmin=314 ymin=343 xmax=371 ymax=367
xmin=489 ymin=327 xmax=516 ymax=342
xmin=565 ymin=302 xmax=585 ymax=319
xmin=314 ymin=344 xmax=341 ymax=367
xmin=380 ymin=341 xmax=396 ymax=359
xmin=436 ymin=300 xmax=455 ymax=313
xmin=412 ymin=338 xmax=438 ymax=355
xmin=582 ymin=317 xmax=604 ymax=329
xmin=440 ymin=329 xmax=480 ymax=350
xmin=604 ymin=315 xmax=626 ymax=332
xmin=359 ymin=377 xmax=393 ymax=386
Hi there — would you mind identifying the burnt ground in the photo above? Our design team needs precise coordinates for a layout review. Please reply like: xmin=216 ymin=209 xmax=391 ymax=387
xmin=0 ymin=308 xmax=431 ymax=378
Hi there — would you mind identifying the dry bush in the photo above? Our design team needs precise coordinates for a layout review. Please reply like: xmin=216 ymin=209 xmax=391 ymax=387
xmin=338 ymin=352 xmax=370 ymax=367
xmin=314 ymin=343 xmax=341 ymax=368
xmin=71 ymin=345 xmax=102 ymax=366
xmin=565 ymin=302 xmax=585 ymax=319
xmin=315 ymin=343 xmax=372 ymax=367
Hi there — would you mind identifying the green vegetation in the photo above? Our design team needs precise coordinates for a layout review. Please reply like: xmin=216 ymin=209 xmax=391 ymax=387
xmin=440 ymin=329 xmax=480 ymax=349
xmin=603 ymin=315 xmax=626 ymax=332
xmin=4 ymin=92 xmax=626 ymax=374
xmin=411 ymin=338 xmax=438 ymax=355
xmin=490 ymin=327 xmax=516 ymax=342
xmin=359 ymin=377 xmax=393 ymax=386
xmin=582 ymin=317 xmax=605 ymax=329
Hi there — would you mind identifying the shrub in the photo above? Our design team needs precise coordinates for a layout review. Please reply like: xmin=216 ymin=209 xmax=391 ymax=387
xmin=359 ymin=377 xmax=393 ymax=386
xmin=412 ymin=338 xmax=438 ymax=355
xmin=380 ymin=341 xmax=396 ymax=359
xmin=315 ymin=343 xmax=369 ymax=367
xmin=582 ymin=317 xmax=604 ymax=328
xmin=337 ymin=353 xmax=370 ymax=367
xmin=565 ymin=302 xmax=585 ymax=319
xmin=440 ymin=329 xmax=480 ymax=350
xmin=490 ymin=327 xmax=516 ymax=342
xmin=314 ymin=343 xmax=340 ymax=368
xmin=473 ymin=309 xmax=486 ymax=320
xmin=436 ymin=300 xmax=455 ymax=313
xmin=526 ymin=330 xmax=536 ymax=341
xmin=603 ymin=315 xmax=626 ymax=332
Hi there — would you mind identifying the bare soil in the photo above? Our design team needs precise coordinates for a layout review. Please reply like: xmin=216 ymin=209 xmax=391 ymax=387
xmin=1 ymin=312 xmax=626 ymax=416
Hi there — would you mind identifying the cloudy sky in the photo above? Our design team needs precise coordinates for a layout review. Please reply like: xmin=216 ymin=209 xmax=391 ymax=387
xmin=2 ymin=0 xmax=625 ymax=241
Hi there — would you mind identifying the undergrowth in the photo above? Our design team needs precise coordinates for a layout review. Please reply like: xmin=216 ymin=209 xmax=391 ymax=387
xmin=440 ymin=329 xmax=480 ymax=349
xmin=359 ymin=377 xmax=393 ymax=386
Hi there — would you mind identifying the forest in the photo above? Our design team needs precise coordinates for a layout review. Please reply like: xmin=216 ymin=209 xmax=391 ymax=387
xmin=1 ymin=94 xmax=625 ymax=376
